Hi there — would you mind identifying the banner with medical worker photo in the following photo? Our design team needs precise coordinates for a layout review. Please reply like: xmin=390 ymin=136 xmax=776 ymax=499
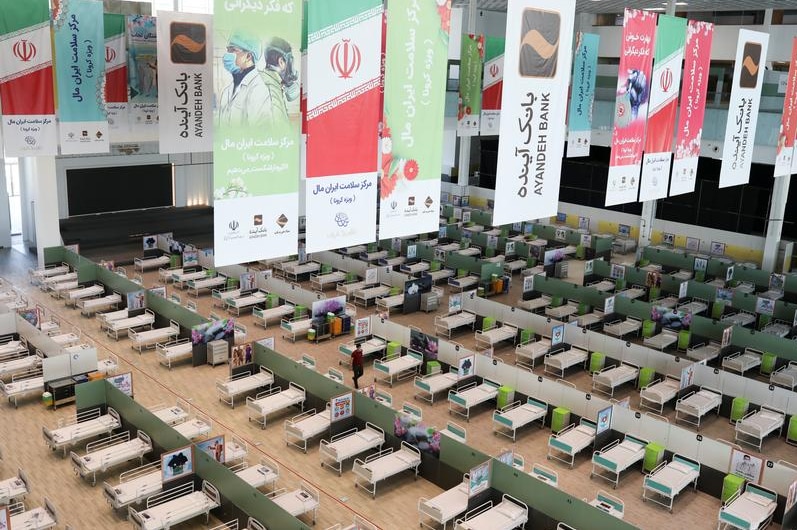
xmin=481 ymin=36 xmax=504 ymax=135
xmin=670 ymin=20 xmax=712 ymax=196
xmin=774 ymin=38 xmax=797 ymax=178
xmin=639 ymin=15 xmax=685 ymax=201
xmin=305 ymin=0 xmax=382 ymax=253
xmin=457 ymin=33 xmax=484 ymax=136
xmin=127 ymin=15 xmax=158 ymax=133
xmin=719 ymin=29 xmax=769 ymax=188
xmin=492 ymin=0 xmax=575 ymax=226
xmin=0 ymin=0 xmax=57 ymax=156
xmin=157 ymin=11 xmax=212 ymax=154
xmin=104 ymin=14 xmax=128 ymax=134
xmin=605 ymin=9 xmax=657 ymax=206
xmin=378 ymin=0 xmax=451 ymax=240
xmin=566 ymin=32 xmax=598 ymax=158
xmin=53 ymin=0 xmax=108 ymax=155
xmin=213 ymin=0 xmax=301 ymax=266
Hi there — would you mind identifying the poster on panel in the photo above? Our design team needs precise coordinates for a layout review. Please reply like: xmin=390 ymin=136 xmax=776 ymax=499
xmin=566 ymin=32 xmax=599 ymax=158
xmin=604 ymin=295 xmax=615 ymax=314
xmin=670 ymin=21 xmax=713 ymax=196
xmin=212 ymin=0 xmax=301 ymax=266
xmin=331 ymin=391 xmax=354 ymax=422
xmin=104 ymin=14 xmax=128 ymax=134
xmin=719 ymin=29 xmax=769 ymax=188
xmin=729 ymin=448 xmax=763 ymax=483
xmin=469 ymin=460 xmax=490 ymax=496
xmin=774 ymin=38 xmax=797 ymax=177
xmin=457 ymin=33 xmax=484 ymax=136
xmin=157 ymin=11 xmax=213 ymax=154
xmin=161 ymin=445 xmax=193 ymax=483
xmin=755 ymin=296 xmax=775 ymax=316
xmin=458 ymin=354 xmax=475 ymax=377
xmin=605 ymin=9 xmax=657 ymax=206
xmin=127 ymin=290 xmax=146 ymax=310
xmin=355 ymin=316 xmax=370 ymax=338
xmin=127 ymin=15 xmax=159 ymax=132
xmin=596 ymin=406 xmax=612 ymax=435
xmin=378 ymin=0 xmax=451 ymax=239
xmin=493 ymin=0 xmax=575 ymax=226
xmin=230 ymin=342 xmax=253 ymax=371
xmin=639 ymin=15 xmax=686 ymax=201
xmin=311 ymin=295 xmax=346 ymax=319
xmin=305 ymin=0 xmax=382 ymax=252
xmin=481 ymin=36 xmax=504 ymax=135
xmin=53 ymin=0 xmax=108 ymax=155
xmin=196 ymin=434 xmax=226 ymax=463
xmin=108 ymin=371 xmax=133 ymax=396
xmin=0 ymin=0 xmax=58 ymax=155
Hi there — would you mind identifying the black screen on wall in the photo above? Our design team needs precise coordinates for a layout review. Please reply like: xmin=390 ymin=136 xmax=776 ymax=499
xmin=66 ymin=164 xmax=174 ymax=216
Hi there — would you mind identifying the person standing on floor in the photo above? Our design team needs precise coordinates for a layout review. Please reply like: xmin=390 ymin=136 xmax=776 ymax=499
xmin=351 ymin=344 xmax=364 ymax=389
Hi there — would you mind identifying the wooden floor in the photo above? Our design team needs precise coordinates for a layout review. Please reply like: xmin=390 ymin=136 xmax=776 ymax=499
xmin=0 ymin=246 xmax=786 ymax=529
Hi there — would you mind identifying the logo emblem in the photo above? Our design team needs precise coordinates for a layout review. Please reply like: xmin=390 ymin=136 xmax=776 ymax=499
xmin=424 ymin=196 xmax=433 ymax=208
xmin=390 ymin=200 xmax=397 ymax=210
xmin=253 ymin=214 xmax=263 ymax=226
xmin=519 ymin=8 xmax=560 ymax=78
xmin=105 ymin=46 xmax=116 ymax=63
xmin=660 ymin=67 xmax=673 ymax=92
xmin=335 ymin=212 xmax=349 ymax=227
xmin=24 ymin=136 xmax=35 ymax=146
xmin=740 ymin=41 xmax=761 ymax=89
xmin=276 ymin=214 xmax=288 ymax=228
xmin=407 ymin=196 xmax=415 ymax=206
xmin=12 ymin=40 xmax=36 ymax=62
xmin=489 ymin=63 xmax=499 ymax=78
xmin=330 ymin=39 xmax=361 ymax=79
xmin=170 ymin=21 xmax=207 ymax=64
xmin=229 ymin=220 xmax=239 ymax=231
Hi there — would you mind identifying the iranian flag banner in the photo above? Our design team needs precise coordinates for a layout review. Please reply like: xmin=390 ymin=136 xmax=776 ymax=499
xmin=0 ymin=0 xmax=57 ymax=155
xmin=104 ymin=13 xmax=128 ymax=133
xmin=481 ymin=35 xmax=504 ymax=135
xmin=305 ymin=0 xmax=383 ymax=253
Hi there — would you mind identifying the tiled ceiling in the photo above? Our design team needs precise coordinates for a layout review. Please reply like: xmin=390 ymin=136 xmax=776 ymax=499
xmin=452 ymin=0 xmax=797 ymax=14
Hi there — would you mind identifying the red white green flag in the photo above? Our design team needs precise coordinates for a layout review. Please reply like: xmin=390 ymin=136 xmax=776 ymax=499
xmin=104 ymin=13 xmax=128 ymax=134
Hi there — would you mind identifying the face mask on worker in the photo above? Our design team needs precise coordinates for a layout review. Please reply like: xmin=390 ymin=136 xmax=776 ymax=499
xmin=278 ymin=52 xmax=299 ymax=101
xmin=223 ymin=52 xmax=241 ymax=75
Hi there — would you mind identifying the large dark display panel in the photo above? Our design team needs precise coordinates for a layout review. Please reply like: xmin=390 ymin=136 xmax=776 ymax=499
xmin=67 ymin=164 xmax=174 ymax=216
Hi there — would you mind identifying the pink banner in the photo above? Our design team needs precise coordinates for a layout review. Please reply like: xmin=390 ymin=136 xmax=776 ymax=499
xmin=775 ymin=38 xmax=797 ymax=177
xmin=670 ymin=21 xmax=713 ymax=196
xmin=605 ymin=9 xmax=657 ymax=206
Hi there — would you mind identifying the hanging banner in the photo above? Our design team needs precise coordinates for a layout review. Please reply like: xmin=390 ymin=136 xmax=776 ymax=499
xmin=157 ymin=11 xmax=212 ymax=154
xmin=127 ymin=15 xmax=158 ymax=133
xmin=480 ymin=36 xmax=504 ymax=135
xmin=104 ymin=13 xmax=128 ymax=134
xmin=378 ymin=0 xmax=451 ymax=239
xmin=605 ymin=9 xmax=657 ymax=206
xmin=53 ymin=0 xmax=108 ymax=155
xmin=492 ymin=0 xmax=576 ymax=226
xmin=719 ymin=29 xmax=769 ymax=189
xmin=670 ymin=20 xmax=713 ymax=196
xmin=0 ymin=0 xmax=57 ymax=156
xmin=457 ymin=33 xmax=484 ymax=136
xmin=305 ymin=0 xmax=383 ymax=253
xmin=213 ymin=0 xmax=301 ymax=266
xmin=566 ymin=32 xmax=598 ymax=158
xmin=639 ymin=15 xmax=686 ymax=201
xmin=774 ymin=38 xmax=797 ymax=178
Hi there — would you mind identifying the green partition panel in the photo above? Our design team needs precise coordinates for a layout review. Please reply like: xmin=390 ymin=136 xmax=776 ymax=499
xmin=97 ymin=266 xmax=142 ymax=295
xmin=445 ymin=253 xmax=482 ymax=275
xmin=594 ymin=236 xmax=613 ymax=254
xmin=642 ymin=247 xmax=694 ymax=270
xmin=104 ymin=383 xmax=190 ymax=451
xmin=43 ymin=246 xmax=65 ymax=265
xmin=686 ymin=280 xmax=718 ymax=303
xmin=62 ymin=249 xmax=98 ymax=284
xmin=75 ymin=379 xmax=107 ymax=410
xmin=613 ymin=297 xmax=652 ymax=321
xmin=254 ymin=344 xmax=347 ymax=401
xmin=439 ymin=433 xmax=490 ymax=474
xmin=533 ymin=276 xmax=607 ymax=308
xmin=480 ymin=263 xmax=503 ymax=281
xmin=146 ymin=291 xmax=209 ymax=329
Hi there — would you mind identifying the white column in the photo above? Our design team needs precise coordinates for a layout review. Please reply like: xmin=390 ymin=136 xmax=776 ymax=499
xmin=22 ymin=157 xmax=61 ymax=266
xmin=456 ymin=0 xmax=477 ymax=188
xmin=762 ymin=176 xmax=790 ymax=272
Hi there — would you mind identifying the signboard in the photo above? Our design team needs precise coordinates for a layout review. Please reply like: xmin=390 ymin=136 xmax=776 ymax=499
xmin=604 ymin=296 xmax=615 ymax=315
xmin=522 ymin=275 xmax=534 ymax=293
xmin=162 ymin=445 xmax=193 ymax=483
xmin=468 ymin=461 xmax=490 ymax=496
xmin=355 ymin=317 xmax=371 ymax=339
xmin=331 ymin=391 xmax=354 ymax=422
xmin=448 ymin=293 xmax=462 ymax=314
xmin=567 ymin=32 xmax=599 ymax=157
xmin=196 ymin=435 xmax=226 ymax=463
xmin=596 ymin=406 xmax=612 ymax=435
xmin=756 ymin=297 xmax=775 ymax=316
xmin=458 ymin=354 xmax=475 ymax=378
xmin=729 ymin=448 xmax=764 ymax=483
xmin=551 ymin=324 xmax=565 ymax=347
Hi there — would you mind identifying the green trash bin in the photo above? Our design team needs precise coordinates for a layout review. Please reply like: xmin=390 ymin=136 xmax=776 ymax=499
xmin=638 ymin=367 xmax=656 ymax=389
xmin=788 ymin=416 xmax=797 ymax=446
xmin=482 ymin=316 xmax=496 ymax=331
xmin=386 ymin=341 xmax=401 ymax=358
xmin=551 ymin=407 xmax=570 ymax=433
xmin=497 ymin=386 xmax=515 ymax=409
xmin=307 ymin=328 xmax=316 ymax=341
xmin=730 ymin=397 xmax=749 ymax=424
xmin=226 ymin=277 xmax=239 ymax=289
xmin=41 ymin=392 xmax=53 ymax=407
xmin=520 ymin=329 xmax=534 ymax=344
xmin=644 ymin=442 xmax=665 ymax=472
xmin=295 ymin=305 xmax=307 ymax=318
xmin=266 ymin=293 xmax=279 ymax=309
xmin=722 ymin=474 xmax=745 ymax=503
xmin=761 ymin=353 xmax=777 ymax=375
xmin=426 ymin=361 xmax=441 ymax=375
xmin=170 ymin=254 xmax=180 ymax=268
xmin=589 ymin=352 xmax=605 ymax=374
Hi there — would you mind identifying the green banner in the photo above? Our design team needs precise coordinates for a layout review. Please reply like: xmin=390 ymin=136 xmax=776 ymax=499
xmin=458 ymin=33 xmax=484 ymax=136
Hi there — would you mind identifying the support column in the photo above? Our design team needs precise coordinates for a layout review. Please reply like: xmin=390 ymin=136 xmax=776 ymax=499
xmin=456 ymin=0 xmax=477 ymax=188
xmin=21 ymin=157 xmax=61 ymax=266
xmin=0 ymin=162 xmax=12 ymax=248
xmin=762 ymin=176 xmax=790 ymax=272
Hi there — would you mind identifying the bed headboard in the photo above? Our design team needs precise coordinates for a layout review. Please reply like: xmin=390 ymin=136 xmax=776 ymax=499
xmin=672 ymin=453 xmax=701 ymax=472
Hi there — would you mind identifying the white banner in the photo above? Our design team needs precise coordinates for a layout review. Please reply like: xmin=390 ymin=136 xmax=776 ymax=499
xmin=719 ymin=30 xmax=769 ymax=188
xmin=492 ymin=0 xmax=575 ymax=226
xmin=157 ymin=12 xmax=212 ymax=154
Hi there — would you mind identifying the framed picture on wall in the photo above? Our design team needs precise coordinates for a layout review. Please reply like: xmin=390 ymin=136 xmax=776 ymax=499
xmin=462 ymin=211 xmax=471 ymax=223
xmin=584 ymin=259 xmax=594 ymax=275
xmin=468 ymin=461 xmax=490 ymax=496
xmin=505 ymin=241 xmax=515 ymax=255
xmin=755 ymin=297 xmax=775 ymax=316
xmin=331 ymin=392 xmax=354 ymax=422
xmin=108 ymin=372 xmax=133 ymax=397
xmin=556 ymin=212 xmax=567 ymax=223
xmin=596 ymin=406 xmax=613 ymax=435
xmin=729 ymin=449 xmax=764 ymax=483
xmin=787 ymin=479 xmax=797 ymax=512
xmin=662 ymin=232 xmax=675 ymax=245
xmin=618 ymin=224 xmax=631 ymax=237
xmin=461 ymin=196 xmax=470 ymax=207
xmin=578 ymin=216 xmax=590 ymax=231
xmin=196 ymin=435 xmax=226 ymax=463
xmin=710 ymin=241 xmax=726 ymax=256
xmin=522 ymin=275 xmax=534 ymax=294
xmin=457 ymin=354 xmax=475 ymax=377
xmin=725 ymin=266 xmax=735 ymax=283
xmin=686 ymin=237 xmax=700 ymax=252
xmin=610 ymin=263 xmax=625 ymax=280
xmin=161 ymin=445 xmax=193 ymax=483
xmin=551 ymin=324 xmax=565 ymax=347
xmin=555 ymin=228 xmax=567 ymax=242
xmin=0 ymin=505 xmax=10 ymax=530
xmin=693 ymin=257 xmax=708 ymax=272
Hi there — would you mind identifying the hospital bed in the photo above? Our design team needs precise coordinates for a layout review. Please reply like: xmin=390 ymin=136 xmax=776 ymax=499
xmin=423 ymin=267 xmax=455 ymax=284
xmin=475 ymin=323 xmax=518 ymax=350
xmin=325 ymin=367 xmax=345 ymax=384
xmin=339 ymin=337 xmax=386 ymax=367
xmin=492 ymin=397 xmax=547 ymax=441
xmin=172 ymin=269 xmax=208 ymax=289
xmin=503 ymin=258 xmax=527 ymax=274
xmin=589 ymin=490 xmax=625 ymax=520
xmin=337 ymin=279 xmax=368 ymax=300
xmin=156 ymin=338 xmax=193 ymax=369
xmin=284 ymin=405 xmax=332 ymax=453
xmin=546 ymin=301 xmax=580 ymax=321
xmin=216 ymin=365 xmax=274 ymax=407
xmin=400 ymin=261 xmax=431 ymax=275
xmin=456 ymin=246 xmax=481 ymax=257
xmin=576 ymin=309 xmax=605 ymax=328
xmin=435 ymin=311 xmax=477 ymax=338
xmin=8 ymin=497 xmax=58 ymax=530
xmin=418 ymin=474 xmax=469 ymax=530
xmin=515 ymin=337 xmax=550 ymax=370
xmin=592 ymin=362 xmax=639 ymax=397
xmin=640 ymin=375 xmax=681 ymax=414
xmin=448 ymin=378 xmax=500 ymax=421
xmin=43 ymin=406 xmax=121 ymax=455
xmin=1 ymin=369 xmax=44 ymax=407
xmin=211 ymin=286 xmax=241 ymax=308
xmin=414 ymin=367 xmax=461 ymax=404
xmin=617 ymin=286 xmax=646 ymax=300
xmin=296 ymin=353 xmax=316 ymax=371
xmin=770 ymin=361 xmax=797 ymax=390
xmin=48 ymin=330 xmax=81 ymax=348
xmin=722 ymin=311 xmax=757 ymax=327
xmin=280 ymin=316 xmax=314 ymax=342
xmin=51 ymin=280 xmax=79 ymax=298
xmin=360 ymin=250 xmax=388 ymax=262
xmin=106 ymin=309 xmax=155 ymax=340
xmin=29 ymin=263 xmax=69 ymax=284
xmin=591 ymin=434 xmax=648 ymax=488
xmin=246 ymin=383 xmax=306 ymax=428
xmin=439 ymin=421 xmax=468 ymax=444
xmin=311 ymin=270 xmax=347 ymax=290
xmin=373 ymin=350 xmax=423 ymax=386
xmin=38 ymin=313 xmax=60 ymax=333
xmin=266 ymin=482 xmax=320 ymax=525
xmin=0 ymin=337 xmax=27 ymax=357
xmin=669 ymin=269 xmax=693 ymax=281
xmin=447 ymin=273 xmax=480 ymax=293
xmin=70 ymin=430 xmax=152 ymax=485
xmin=603 ymin=317 xmax=642 ymax=338
xmin=517 ymin=295 xmax=552 ymax=313
xmin=283 ymin=260 xmax=321 ymax=281
xmin=158 ymin=266 xmax=184 ymax=283
xmin=642 ymin=454 xmax=700 ymax=512
xmin=544 ymin=347 xmax=589 ymax=378
xmin=3 ymin=295 xmax=28 ymax=311
xmin=677 ymin=297 xmax=709 ymax=315
xmin=379 ymin=255 xmax=407 ymax=267
xmin=40 ymin=271 xmax=77 ymax=290
xmin=128 ymin=320 xmax=180 ymax=352
xmin=0 ymin=350 xmax=41 ymax=380
xmin=225 ymin=290 xmax=268 ymax=316
xmin=97 ymin=308 xmax=129 ymax=330
xmin=172 ymin=411 xmax=213 ymax=441
xmin=253 ymin=303 xmax=295 ymax=328
xmin=675 ymin=386 xmax=722 ymax=430
xmin=230 ymin=457 xmax=280 ymax=492
xmin=530 ymin=463 xmax=559 ymax=488
xmin=186 ymin=275 xmax=227 ymax=297
xmin=103 ymin=461 xmax=162 ymax=510
xmin=651 ymin=295 xmax=679 ymax=309
xmin=722 ymin=348 xmax=763 ymax=375
xmin=686 ymin=341 xmax=722 ymax=363
xmin=734 ymin=405 xmax=785 ymax=451
xmin=717 ymin=483 xmax=777 ymax=530
xmin=78 ymin=292 xmax=122 ymax=316
xmin=547 ymin=419 xmax=597 ymax=468
xmin=589 ymin=279 xmax=616 ymax=292
xmin=128 ymin=480 xmax=220 ymax=530
xmin=454 ymin=494 xmax=528 ymax=530
xmin=0 ymin=468 xmax=29 ymax=505
xmin=134 ymin=254 xmax=170 ymax=272
xmin=319 ymin=423 xmax=385 ymax=475
xmin=762 ymin=320 xmax=791 ymax=338
xmin=353 ymin=441 xmax=422 ymax=498
xmin=64 ymin=284 xmax=106 ymax=307
xmin=353 ymin=284 xmax=391 ymax=307
xmin=224 ymin=434 xmax=249 ymax=465
xmin=644 ymin=329 xmax=679 ymax=351
xmin=376 ymin=292 xmax=404 ymax=314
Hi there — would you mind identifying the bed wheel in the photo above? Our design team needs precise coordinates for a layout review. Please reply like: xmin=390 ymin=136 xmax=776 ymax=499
xmin=589 ymin=473 xmax=593 ymax=479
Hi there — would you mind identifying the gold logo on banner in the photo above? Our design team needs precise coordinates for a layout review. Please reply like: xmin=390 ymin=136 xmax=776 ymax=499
xmin=519 ymin=9 xmax=559 ymax=78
